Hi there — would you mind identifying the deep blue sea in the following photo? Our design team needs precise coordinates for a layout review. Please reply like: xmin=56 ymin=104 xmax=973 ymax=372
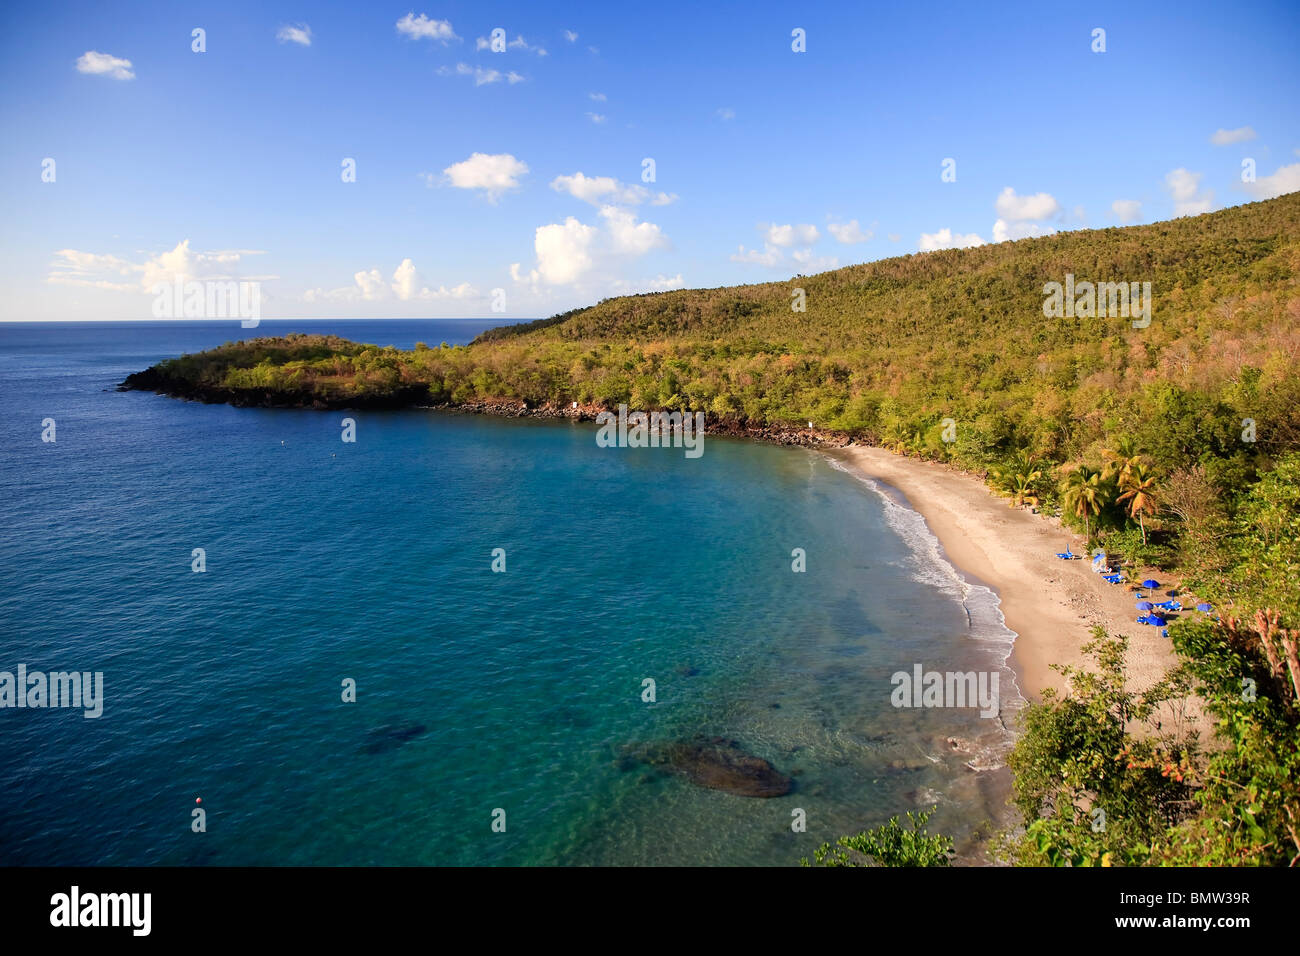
xmin=0 ymin=320 xmax=1019 ymax=866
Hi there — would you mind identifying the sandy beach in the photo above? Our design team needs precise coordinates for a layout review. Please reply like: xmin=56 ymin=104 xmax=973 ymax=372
xmin=831 ymin=445 xmax=1183 ymax=701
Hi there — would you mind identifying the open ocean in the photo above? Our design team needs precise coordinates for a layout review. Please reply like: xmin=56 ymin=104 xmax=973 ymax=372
xmin=0 ymin=320 xmax=1020 ymax=865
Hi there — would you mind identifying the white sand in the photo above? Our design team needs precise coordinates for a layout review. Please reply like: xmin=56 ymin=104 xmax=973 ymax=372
xmin=831 ymin=446 xmax=1183 ymax=700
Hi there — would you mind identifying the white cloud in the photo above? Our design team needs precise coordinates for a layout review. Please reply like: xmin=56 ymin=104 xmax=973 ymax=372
xmin=353 ymin=268 xmax=387 ymax=300
xmin=791 ymin=249 xmax=838 ymax=272
xmin=716 ymin=107 xmax=735 ymax=121
xmin=550 ymin=172 xmax=675 ymax=207
xmin=75 ymin=51 xmax=134 ymax=80
xmin=828 ymin=219 xmax=872 ymax=244
xmin=48 ymin=241 xmax=268 ymax=292
xmin=1210 ymin=126 xmax=1256 ymax=146
xmin=563 ymin=30 xmax=579 ymax=43
xmin=514 ymin=205 xmax=670 ymax=289
xmin=391 ymin=259 xmax=422 ymax=301
xmin=437 ymin=63 xmax=524 ymax=86
xmin=1166 ymin=168 xmax=1201 ymax=202
xmin=396 ymin=13 xmax=458 ymax=43
xmin=47 ymin=249 xmax=138 ymax=291
xmin=611 ymin=273 xmax=684 ymax=294
xmin=276 ymin=24 xmax=312 ymax=46
xmin=1243 ymin=162 xmax=1300 ymax=200
xmin=1165 ymin=167 xmax=1214 ymax=215
xmin=729 ymin=245 xmax=783 ymax=267
xmin=887 ymin=233 xmax=901 ymax=242
xmin=509 ymin=35 xmax=546 ymax=55
xmin=1111 ymin=199 xmax=1142 ymax=223
xmin=766 ymin=223 xmax=819 ymax=247
xmin=991 ymin=219 xmax=1054 ymax=243
xmin=994 ymin=187 xmax=1060 ymax=221
xmin=530 ymin=217 xmax=598 ymax=284
xmin=306 ymin=259 xmax=476 ymax=303
xmin=589 ymin=92 xmax=606 ymax=102
xmin=918 ymin=228 xmax=985 ymax=252
xmin=477 ymin=34 xmax=547 ymax=55
xmin=442 ymin=152 xmax=528 ymax=202
xmin=600 ymin=206 xmax=668 ymax=256
xmin=730 ymin=223 xmax=825 ymax=270
xmin=552 ymin=172 xmax=633 ymax=204
xmin=513 ymin=171 xmax=674 ymax=291
xmin=390 ymin=259 xmax=477 ymax=300
xmin=586 ymin=112 xmax=606 ymax=124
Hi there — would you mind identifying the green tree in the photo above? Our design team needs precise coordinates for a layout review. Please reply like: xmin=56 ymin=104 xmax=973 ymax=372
xmin=1006 ymin=630 xmax=1195 ymax=866
xmin=1061 ymin=465 xmax=1110 ymax=541
xmin=801 ymin=809 xmax=953 ymax=867
xmin=1117 ymin=462 xmax=1161 ymax=544
xmin=1101 ymin=435 xmax=1144 ymax=485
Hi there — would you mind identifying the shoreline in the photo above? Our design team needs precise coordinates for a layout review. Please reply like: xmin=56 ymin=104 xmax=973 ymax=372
xmin=122 ymin=373 xmax=1181 ymax=700
xmin=828 ymin=446 xmax=1181 ymax=701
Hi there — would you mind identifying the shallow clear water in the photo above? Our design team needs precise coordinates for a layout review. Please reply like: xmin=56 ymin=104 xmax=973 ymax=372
xmin=0 ymin=320 xmax=1019 ymax=865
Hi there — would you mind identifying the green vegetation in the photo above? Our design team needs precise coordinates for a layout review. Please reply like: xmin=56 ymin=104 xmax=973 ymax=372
xmin=800 ymin=809 xmax=953 ymax=867
xmin=129 ymin=195 xmax=1300 ymax=865
xmin=1006 ymin=612 xmax=1299 ymax=866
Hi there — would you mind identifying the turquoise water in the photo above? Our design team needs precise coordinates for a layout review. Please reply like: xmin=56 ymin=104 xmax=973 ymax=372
xmin=0 ymin=321 xmax=1018 ymax=866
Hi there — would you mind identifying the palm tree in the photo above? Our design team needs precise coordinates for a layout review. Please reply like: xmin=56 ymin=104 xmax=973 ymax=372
xmin=1102 ymin=436 xmax=1144 ymax=485
xmin=1117 ymin=462 xmax=1161 ymax=544
xmin=881 ymin=421 xmax=910 ymax=454
xmin=1011 ymin=472 xmax=1041 ymax=509
xmin=1061 ymin=465 xmax=1110 ymax=540
xmin=991 ymin=450 xmax=1043 ymax=507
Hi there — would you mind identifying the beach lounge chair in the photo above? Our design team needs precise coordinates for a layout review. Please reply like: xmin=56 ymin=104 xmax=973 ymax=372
xmin=1056 ymin=549 xmax=1074 ymax=559
xmin=1154 ymin=600 xmax=1182 ymax=611
xmin=1103 ymin=574 xmax=1122 ymax=583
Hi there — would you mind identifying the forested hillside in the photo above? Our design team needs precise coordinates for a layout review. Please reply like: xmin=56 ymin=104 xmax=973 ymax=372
xmin=126 ymin=193 xmax=1300 ymax=866
xmin=128 ymin=194 xmax=1300 ymax=616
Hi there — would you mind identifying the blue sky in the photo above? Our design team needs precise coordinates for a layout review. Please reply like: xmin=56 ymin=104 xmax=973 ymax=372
xmin=1 ymin=0 xmax=1298 ymax=321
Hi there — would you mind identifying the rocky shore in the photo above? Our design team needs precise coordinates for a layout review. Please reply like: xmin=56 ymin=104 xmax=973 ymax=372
xmin=120 ymin=370 xmax=855 ymax=449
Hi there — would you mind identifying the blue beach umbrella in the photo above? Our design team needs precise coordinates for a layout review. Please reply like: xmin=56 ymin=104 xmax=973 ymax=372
xmin=1196 ymin=603 xmax=1213 ymax=612
xmin=1136 ymin=601 xmax=1153 ymax=611
xmin=1147 ymin=615 xmax=1167 ymax=627
xmin=1142 ymin=579 xmax=1160 ymax=589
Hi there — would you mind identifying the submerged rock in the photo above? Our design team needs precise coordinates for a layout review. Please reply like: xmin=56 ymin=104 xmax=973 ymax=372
xmin=362 ymin=722 xmax=427 ymax=754
xmin=620 ymin=735 xmax=794 ymax=797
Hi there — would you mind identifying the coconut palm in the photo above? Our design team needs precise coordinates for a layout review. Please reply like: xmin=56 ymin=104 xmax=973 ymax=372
xmin=1061 ymin=465 xmax=1110 ymax=540
xmin=991 ymin=451 xmax=1043 ymax=508
xmin=1102 ymin=436 xmax=1145 ymax=485
xmin=1117 ymin=462 xmax=1161 ymax=544
xmin=881 ymin=421 xmax=910 ymax=454
xmin=1010 ymin=472 xmax=1042 ymax=509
